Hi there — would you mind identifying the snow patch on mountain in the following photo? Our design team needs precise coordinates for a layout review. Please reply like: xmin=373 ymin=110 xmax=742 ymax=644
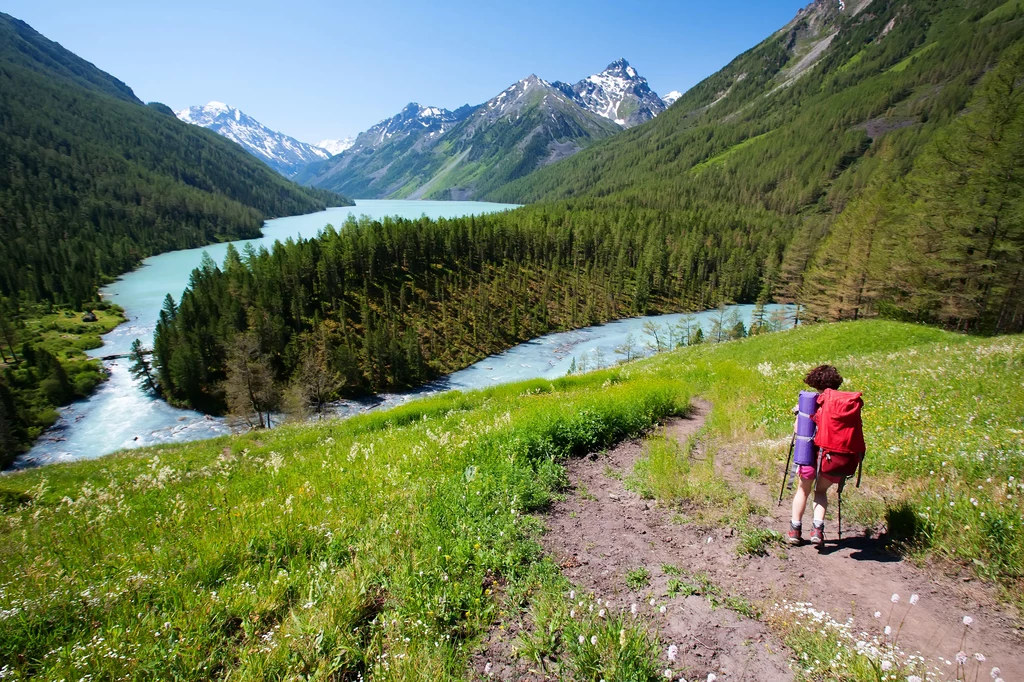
xmin=560 ymin=59 xmax=667 ymax=128
xmin=176 ymin=101 xmax=329 ymax=177
xmin=317 ymin=137 xmax=355 ymax=156
xmin=662 ymin=91 xmax=682 ymax=106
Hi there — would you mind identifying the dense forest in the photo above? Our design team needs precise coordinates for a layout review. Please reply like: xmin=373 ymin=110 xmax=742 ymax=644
xmin=0 ymin=13 xmax=343 ymax=306
xmin=0 ymin=12 xmax=348 ymax=460
xmin=152 ymin=203 xmax=786 ymax=415
xmin=155 ymin=0 xmax=1024 ymax=420
xmin=488 ymin=0 xmax=1024 ymax=332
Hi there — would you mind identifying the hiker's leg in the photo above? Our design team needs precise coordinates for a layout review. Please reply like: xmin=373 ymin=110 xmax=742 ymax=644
xmin=792 ymin=476 xmax=814 ymax=524
xmin=812 ymin=478 xmax=835 ymax=523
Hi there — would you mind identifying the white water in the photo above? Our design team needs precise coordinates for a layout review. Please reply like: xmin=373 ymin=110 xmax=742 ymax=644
xmin=17 ymin=201 xmax=787 ymax=468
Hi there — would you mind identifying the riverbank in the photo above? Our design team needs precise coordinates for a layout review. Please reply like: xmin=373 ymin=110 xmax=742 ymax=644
xmin=1 ymin=320 xmax=1020 ymax=680
xmin=0 ymin=302 xmax=126 ymax=465
xmin=12 ymin=202 xmax=521 ymax=467
xmin=17 ymin=303 xmax=785 ymax=468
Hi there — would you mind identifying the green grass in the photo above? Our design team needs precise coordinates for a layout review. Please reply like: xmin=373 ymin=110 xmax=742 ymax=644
xmin=624 ymin=567 xmax=651 ymax=591
xmin=886 ymin=42 xmax=940 ymax=73
xmin=0 ymin=320 xmax=1021 ymax=678
xmin=981 ymin=0 xmax=1024 ymax=24
xmin=2 ymin=304 xmax=127 ymax=458
xmin=737 ymin=528 xmax=784 ymax=557
xmin=689 ymin=132 xmax=773 ymax=173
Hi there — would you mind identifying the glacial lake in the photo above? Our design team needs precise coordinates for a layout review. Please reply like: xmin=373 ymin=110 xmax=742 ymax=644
xmin=16 ymin=200 xmax=788 ymax=468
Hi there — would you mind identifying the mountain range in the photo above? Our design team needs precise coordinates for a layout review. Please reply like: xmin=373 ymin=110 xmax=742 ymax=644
xmin=181 ymin=59 xmax=676 ymax=199
xmin=176 ymin=102 xmax=332 ymax=177
xmin=294 ymin=59 xmax=672 ymax=199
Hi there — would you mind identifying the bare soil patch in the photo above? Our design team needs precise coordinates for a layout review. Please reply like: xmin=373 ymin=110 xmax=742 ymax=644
xmin=471 ymin=400 xmax=1023 ymax=680
xmin=713 ymin=433 xmax=1024 ymax=680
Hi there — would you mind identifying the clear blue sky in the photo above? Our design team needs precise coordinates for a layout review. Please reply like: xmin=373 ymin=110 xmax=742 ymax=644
xmin=5 ymin=0 xmax=807 ymax=143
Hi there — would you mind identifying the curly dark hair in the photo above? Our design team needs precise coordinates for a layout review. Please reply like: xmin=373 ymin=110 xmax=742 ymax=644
xmin=804 ymin=364 xmax=844 ymax=391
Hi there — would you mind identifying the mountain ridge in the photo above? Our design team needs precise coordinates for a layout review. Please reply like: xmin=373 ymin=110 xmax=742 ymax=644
xmin=299 ymin=60 xmax=668 ymax=199
xmin=176 ymin=101 xmax=332 ymax=177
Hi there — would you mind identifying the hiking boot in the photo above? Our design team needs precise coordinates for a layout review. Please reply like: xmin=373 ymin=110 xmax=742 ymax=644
xmin=809 ymin=525 xmax=825 ymax=547
xmin=786 ymin=525 xmax=802 ymax=545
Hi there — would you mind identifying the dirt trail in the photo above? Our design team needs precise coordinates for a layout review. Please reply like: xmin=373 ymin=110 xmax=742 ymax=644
xmin=473 ymin=401 xmax=794 ymax=681
xmin=707 ymin=423 xmax=1024 ymax=681
xmin=472 ymin=399 xmax=1023 ymax=681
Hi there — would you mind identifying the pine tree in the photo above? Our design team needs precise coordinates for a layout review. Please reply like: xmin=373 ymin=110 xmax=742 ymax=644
xmin=128 ymin=339 xmax=158 ymax=395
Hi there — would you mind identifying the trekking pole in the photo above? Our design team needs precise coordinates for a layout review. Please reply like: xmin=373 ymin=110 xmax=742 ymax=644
xmin=838 ymin=487 xmax=843 ymax=542
xmin=777 ymin=433 xmax=796 ymax=506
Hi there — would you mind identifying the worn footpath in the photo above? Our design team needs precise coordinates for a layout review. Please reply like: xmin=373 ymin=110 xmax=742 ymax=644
xmin=472 ymin=399 xmax=1024 ymax=681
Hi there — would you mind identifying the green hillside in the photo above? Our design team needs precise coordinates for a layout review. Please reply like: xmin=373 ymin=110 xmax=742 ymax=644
xmin=486 ymin=0 xmax=1024 ymax=333
xmin=1 ymin=321 xmax=1020 ymax=678
xmin=0 ymin=12 xmax=347 ymax=307
xmin=0 ymin=13 xmax=350 ymax=459
xmin=300 ymin=78 xmax=620 ymax=200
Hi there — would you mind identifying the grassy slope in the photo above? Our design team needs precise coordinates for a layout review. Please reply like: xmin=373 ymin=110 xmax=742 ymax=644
xmin=0 ymin=321 xmax=1020 ymax=679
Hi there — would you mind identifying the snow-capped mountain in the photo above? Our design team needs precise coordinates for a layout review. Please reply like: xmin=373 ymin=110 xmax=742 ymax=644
xmin=176 ymin=102 xmax=330 ymax=177
xmin=662 ymin=91 xmax=682 ymax=107
xmin=293 ymin=103 xmax=473 ymax=194
xmin=317 ymin=137 xmax=355 ymax=156
xmin=360 ymin=103 xmax=467 ymax=148
xmin=298 ymin=77 xmax=619 ymax=201
xmin=555 ymin=59 xmax=667 ymax=128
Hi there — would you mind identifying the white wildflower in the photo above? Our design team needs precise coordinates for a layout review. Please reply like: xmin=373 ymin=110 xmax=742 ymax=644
xmin=909 ymin=594 xmax=919 ymax=605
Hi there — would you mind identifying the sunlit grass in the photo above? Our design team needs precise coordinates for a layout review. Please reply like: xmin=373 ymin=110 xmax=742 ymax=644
xmin=0 ymin=320 xmax=1020 ymax=678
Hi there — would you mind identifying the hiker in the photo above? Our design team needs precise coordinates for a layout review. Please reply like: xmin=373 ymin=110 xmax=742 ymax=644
xmin=786 ymin=364 xmax=865 ymax=546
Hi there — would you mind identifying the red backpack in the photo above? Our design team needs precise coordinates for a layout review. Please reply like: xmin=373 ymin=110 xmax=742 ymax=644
xmin=813 ymin=389 xmax=865 ymax=478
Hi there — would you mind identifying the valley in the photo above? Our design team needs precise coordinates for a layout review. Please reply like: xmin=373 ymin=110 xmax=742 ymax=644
xmin=0 ymin=0 xmax=1022 ymax=679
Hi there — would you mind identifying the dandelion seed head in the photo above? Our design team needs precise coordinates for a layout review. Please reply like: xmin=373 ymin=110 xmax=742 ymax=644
xmin=910 ymin=594 xmax=919 ymax=605
xmin=963 ymin=616 xmax=974 ymax=627
xmin=891 ymin=594 xmax=900 ymax=603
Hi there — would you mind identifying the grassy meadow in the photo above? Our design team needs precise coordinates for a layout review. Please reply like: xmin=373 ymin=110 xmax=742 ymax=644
xmin=0 ymin=320 xmax=1020 ymax=680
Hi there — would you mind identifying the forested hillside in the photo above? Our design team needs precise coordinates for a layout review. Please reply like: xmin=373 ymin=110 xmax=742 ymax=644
xmin=300 ymin=77 xmax=620 ymax=201
xmin=153 ymin=203 xmax=784 ymax=413
xmin=488 ymin=0 xmax=1024 ymax=333
xmin=0 ymin=13 xmax=345 ymax=306
xmin=156 ymin=0 xmax=1024 ymax=419
xmin=0 ymin=12 xmax=349 ymax=459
